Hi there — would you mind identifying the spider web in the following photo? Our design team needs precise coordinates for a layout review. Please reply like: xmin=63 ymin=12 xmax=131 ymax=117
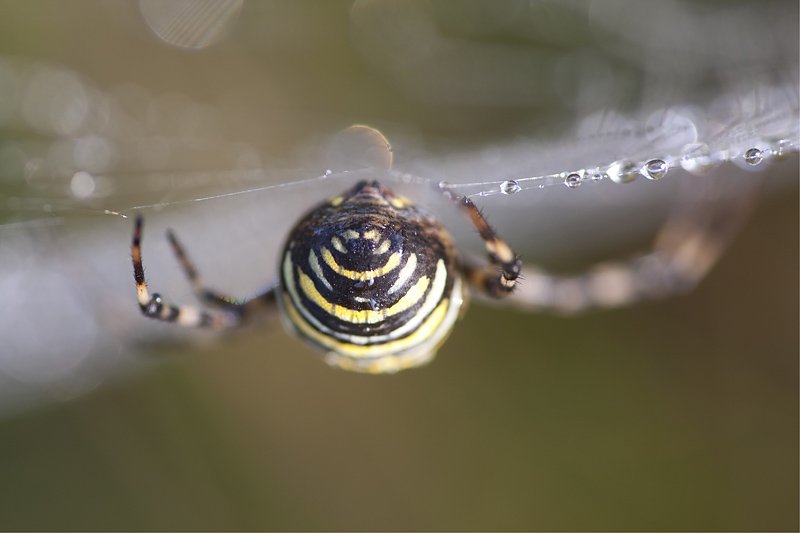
xmin=0 ymin=0 xmax=797 ymax=414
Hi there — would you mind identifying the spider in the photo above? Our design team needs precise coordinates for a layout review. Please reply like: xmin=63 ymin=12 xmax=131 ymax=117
xmin=132 ymin=180 xmax=519 ymax=373
xmin=131 ymin=177 xmax=751 ymax=373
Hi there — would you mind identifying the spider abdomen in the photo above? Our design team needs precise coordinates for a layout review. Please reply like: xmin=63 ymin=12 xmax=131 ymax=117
xmin=278 ymin=181 xmax=464 ymax=373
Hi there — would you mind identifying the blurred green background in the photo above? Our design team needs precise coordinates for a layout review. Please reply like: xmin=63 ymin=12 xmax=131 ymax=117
xmin=2 ymin=194 xmax=798 ymax=531
xmin=0 ymin=1 xmax=797 ymax=531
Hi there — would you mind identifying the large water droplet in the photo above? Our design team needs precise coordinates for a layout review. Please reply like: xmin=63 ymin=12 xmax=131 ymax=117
xmin=643 ymin=159 xmax=668 ymax=180
xmin=680 ymin=143 xmax=714 ymax=175
xmin=743 ymin=147 xmax=763 ymax=166
xmin=606 ymin=160 xmax=638 ymax=184
xmin=563 ymin=173 xmax=582 ymax=189
xmin=500 ymin=179 xmax=521 ymax=195
xmin=323 ymin=169 xmax=333 ymax=177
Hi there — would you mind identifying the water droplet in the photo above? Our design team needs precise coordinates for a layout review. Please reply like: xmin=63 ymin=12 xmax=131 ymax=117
xmin=643 ymin=159 xmax=668 ymax=180
xmin=500 ymin=179 xmax=521 ymax=195
xmin=323 ymin=169 xmax=333 ymax=177
xmin=680 ymin=143 xmax=714 ymax=175
xmin=744 ymin=147 xmax=763 ymax=166
xmin=563 ymin=173 xmax=582 ymax=189
xmin=586 ymin=168 xmax=605 ymax=182
xmin=438 ymin=180 xmax=450 ymax=190
xmin=606 ymin=160 xmax=638 ymax=184
xmin=773 ymin=139 xmax=794 ymax=159
xmin=104 ymin=209 xmax=127 ymax=219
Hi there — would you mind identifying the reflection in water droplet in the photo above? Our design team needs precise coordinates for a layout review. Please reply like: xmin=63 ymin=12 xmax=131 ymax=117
xmin=500 ymin=179 xmax=521 ymax=195
xmin=323 ymin=169 xmax=333 ymax=176
xmin=643 ymin=159 xmax=668 ymax=180
xmin=564 ymin=173 xmax=581 ymax=189
xmin=744 ymin=147 xmax=763 ymax=166
xmin=606 ymin=160 xmax=638 ymax=184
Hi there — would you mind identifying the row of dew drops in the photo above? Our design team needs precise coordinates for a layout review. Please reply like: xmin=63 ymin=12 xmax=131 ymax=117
xmin=435 ymin=137 xmax=798 ymax=198
xmin=10 ymin=134 xmax=797 ymax=220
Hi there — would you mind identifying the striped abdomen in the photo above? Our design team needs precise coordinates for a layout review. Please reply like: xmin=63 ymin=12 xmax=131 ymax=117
xmin=278 ymin=186 xmax=463 ymax=373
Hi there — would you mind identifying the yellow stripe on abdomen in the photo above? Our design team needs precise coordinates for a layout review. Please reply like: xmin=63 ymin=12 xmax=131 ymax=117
xmin=321 ymin=247 xmax=401 ymax=281
xmin=282 ymin=291 xmax=450 ymax=358
xmin=297 ymin=268 xmax=429 ymax=324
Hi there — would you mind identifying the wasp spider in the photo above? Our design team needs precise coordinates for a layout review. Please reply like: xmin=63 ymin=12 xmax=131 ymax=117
xmin=132 ymin=180 xmax=519 ymax=373
xmin=131 ymin=178 xmax=750 ymax=373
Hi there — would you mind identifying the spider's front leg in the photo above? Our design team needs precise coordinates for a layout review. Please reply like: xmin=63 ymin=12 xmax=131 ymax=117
xmin=503 ymin=178 xmax=758 ymax=314
xmin=448 ymin=192 xmax=522 ymax=298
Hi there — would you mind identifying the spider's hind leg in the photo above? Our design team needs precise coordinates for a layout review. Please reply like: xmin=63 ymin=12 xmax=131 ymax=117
xmin=132 ymin=215 xmax=275 ymax=328
xmin=132 ymin=215 xmax=237 ymax=328
xmin=167 ymin=228 xmax=246 ymax=312
xmin=166 ymin=227 xmax=277 ymax=320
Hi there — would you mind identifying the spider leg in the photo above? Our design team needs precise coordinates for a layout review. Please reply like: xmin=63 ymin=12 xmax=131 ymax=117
xmin=446 ymin=191 xmax=522 ymax=298
xmin=167 ymin=227 xmax=278 ymax=319
xmin=167 ymin=227 xmax=247 ymax=311
xmin=132 ymin=215 xmax=274 ymax=328
xmin=503 ymin=178 xmax=758 ymax=314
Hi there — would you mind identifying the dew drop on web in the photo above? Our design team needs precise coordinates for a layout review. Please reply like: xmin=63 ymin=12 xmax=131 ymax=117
xmin=500 ymin=179 xmax=521 ymax=195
